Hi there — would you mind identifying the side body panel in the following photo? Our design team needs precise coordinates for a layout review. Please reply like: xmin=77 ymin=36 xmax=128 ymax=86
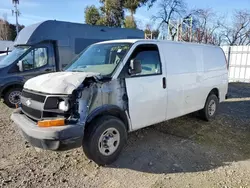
xmin=162 ymin=43 xmax=203 ymax=120
xmin=202 ymin=47 xmax=228 ymax=102
xmin=162 ymin=43 xmax=228 ymax=121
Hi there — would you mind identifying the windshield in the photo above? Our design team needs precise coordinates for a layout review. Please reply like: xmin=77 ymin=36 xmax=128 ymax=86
xmin=0 ymin=46 xmax=30 ymax=68
xmin=66 ymin=43 xmax=131 ymax=76
xmin=0 ymin=54 xmax=7 ymax=62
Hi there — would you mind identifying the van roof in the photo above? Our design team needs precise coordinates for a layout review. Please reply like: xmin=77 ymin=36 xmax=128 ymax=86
xmin=14 ymin=20 xmax=144 ymax=46
xmin=97 ymin=39 xmax=220 ymax=49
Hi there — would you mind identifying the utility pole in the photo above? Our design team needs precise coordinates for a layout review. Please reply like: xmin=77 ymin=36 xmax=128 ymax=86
xmin=12 ymin=0 xmax=20 ymax=35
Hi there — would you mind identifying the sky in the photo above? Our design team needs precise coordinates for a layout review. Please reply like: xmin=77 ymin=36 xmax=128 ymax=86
xmin=0 ymin=0 xmax=250 ymax=29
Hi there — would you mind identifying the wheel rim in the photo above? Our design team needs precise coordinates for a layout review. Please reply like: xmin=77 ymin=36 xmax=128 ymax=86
xmin=98 ymin=128 xmax=120 ymax=156
xmin=208 ymin=99 xmax=216 ymax=116
xmin=8 ymin=90 xmax=22 ymax=105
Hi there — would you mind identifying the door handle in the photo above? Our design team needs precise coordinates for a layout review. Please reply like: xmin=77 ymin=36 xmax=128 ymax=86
xmin=162 ymin=77 xmax=166 ymax=89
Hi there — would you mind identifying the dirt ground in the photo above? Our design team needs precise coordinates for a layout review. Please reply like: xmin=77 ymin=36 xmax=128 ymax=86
xmin=1 ymin=83 xmax=250 ymax=188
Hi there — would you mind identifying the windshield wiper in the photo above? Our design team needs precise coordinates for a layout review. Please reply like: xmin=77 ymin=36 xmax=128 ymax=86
xmin=95 ymin=75 xmax=112 ymax=82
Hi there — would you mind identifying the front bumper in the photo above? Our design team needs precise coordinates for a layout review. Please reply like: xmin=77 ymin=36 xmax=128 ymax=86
xmin=11 ymin=108 xmax=84 ymax=151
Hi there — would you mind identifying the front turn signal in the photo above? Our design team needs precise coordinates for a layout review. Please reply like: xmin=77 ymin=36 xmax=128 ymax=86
xmin=38 ymin=119 xmax=65 ymax=127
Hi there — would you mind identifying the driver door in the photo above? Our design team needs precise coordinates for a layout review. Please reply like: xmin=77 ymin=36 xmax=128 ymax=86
xmin=121 ymin=43 xmax=167 ymax=131
xmin=18 ymin=45 xmax=55 ymax=82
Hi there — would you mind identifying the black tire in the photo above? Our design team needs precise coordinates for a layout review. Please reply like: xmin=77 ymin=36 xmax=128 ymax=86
xmin=4 ymin=87 xmax=22 ymax=108
xmin=199 ymin=94 xmax=219 ymax=121
xmin=83 ymin=115 xmax=127 ymax=166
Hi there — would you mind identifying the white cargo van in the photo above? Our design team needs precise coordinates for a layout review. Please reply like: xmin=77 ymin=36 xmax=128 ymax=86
xmin=11 ymin=39 xmax=228 ymax=165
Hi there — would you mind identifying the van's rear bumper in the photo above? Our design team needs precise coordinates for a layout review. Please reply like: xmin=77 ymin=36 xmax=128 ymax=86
xmin=11 ymin=108 xmax=83 ymax=151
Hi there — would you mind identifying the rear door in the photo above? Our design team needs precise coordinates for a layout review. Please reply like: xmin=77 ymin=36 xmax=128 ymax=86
xmin=118 ymin=43 xmax=167 ymax=131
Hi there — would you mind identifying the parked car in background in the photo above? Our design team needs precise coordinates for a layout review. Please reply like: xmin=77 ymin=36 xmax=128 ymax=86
xmin=11 ymin=39 xmax=228 ymax=165
xmin=0 ymin=20 xmax=144 ymax=107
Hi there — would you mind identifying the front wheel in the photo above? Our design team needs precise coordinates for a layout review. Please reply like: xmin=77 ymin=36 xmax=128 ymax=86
xmin=4 ymin=87 xmax=22 ymax=108
xmin=82 ymin=115 xmax=127 ymax=165
xmin=199 ymin=94 xmax=219 ymax=121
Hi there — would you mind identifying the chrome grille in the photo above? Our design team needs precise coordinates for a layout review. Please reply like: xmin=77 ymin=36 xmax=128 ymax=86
xmin=22 ymin=90 xmax=46 ymax=103
xmin=22 ymin=105 xmax=42 ymax=120
xmin=21 ymin=90 xmax=69 ymax=121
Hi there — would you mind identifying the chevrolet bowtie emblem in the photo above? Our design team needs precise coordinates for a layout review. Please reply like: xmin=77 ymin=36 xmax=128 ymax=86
xmin=26 ymin=99 xmax=31 ymax=106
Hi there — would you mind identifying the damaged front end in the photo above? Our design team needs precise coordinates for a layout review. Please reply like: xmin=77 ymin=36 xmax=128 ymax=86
xmin=11 ymin=74 xmax=130 ymax=151
xmin=70 ymin=75 xmax=129 ymax=128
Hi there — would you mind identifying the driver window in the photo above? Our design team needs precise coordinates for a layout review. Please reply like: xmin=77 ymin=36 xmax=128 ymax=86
xmin=34 ymin=48 xmax=48 ymax=68
xmin=21 ymin=48 xmax=48 ymax=71
xmin=22 ymin=50 xmax=33 ymax=70
xmin=128 ymin=44 xmax=162 ymax=76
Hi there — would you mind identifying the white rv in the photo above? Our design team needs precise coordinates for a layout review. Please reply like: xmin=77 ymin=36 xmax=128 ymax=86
xmin=11 ymin=39 xmax=228 ymax=165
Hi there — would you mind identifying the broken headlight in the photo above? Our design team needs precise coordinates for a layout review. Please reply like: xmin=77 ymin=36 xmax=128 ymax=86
xmin=58 ymin=100 xmax=70 ymax=112
xmin=44 ymin=97 xmax=70 ymax=112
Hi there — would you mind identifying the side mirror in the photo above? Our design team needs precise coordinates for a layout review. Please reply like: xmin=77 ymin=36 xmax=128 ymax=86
xmin=17 ymin=60 xmax=23 ymax=72
xmin=129 ymin=59 xmax=142 ymax=75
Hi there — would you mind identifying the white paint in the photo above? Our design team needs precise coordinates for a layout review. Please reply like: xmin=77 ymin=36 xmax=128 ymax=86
xmin=24 ymin=71 xmax=99 ymax=94
xmin=114 ymin=40 xmax=228 ymax=130
xmin=125 ymin=75 xmax=167 ymax=130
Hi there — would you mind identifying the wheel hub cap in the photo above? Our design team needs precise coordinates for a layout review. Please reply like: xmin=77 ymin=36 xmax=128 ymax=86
xmin=9 ymin=91 xmax=22 ymax=105
xmin=208 ymin=99 xmax=216 ymax=116
xmin=98 ymin=128 xmax=120 ymax=156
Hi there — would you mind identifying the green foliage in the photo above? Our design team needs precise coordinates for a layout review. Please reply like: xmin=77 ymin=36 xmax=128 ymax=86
xmin=124 ymin=0 xmax=148 ymax=15
xmin=96 ymin=17 xmax=107 ymax=26
xmin=84 ymin=5 xmax=101 ymax=25
xmin=84 ymin=0 xmax=158 ymax=28
xmin=99 ymin=0 xmax=124 ymax=27
xmin=124 ymin=16 xmax=137 ymax=29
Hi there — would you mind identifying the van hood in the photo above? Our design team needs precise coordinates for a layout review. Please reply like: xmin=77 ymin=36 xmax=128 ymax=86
xmin=24 ymin=72 xmax=100 ymax=94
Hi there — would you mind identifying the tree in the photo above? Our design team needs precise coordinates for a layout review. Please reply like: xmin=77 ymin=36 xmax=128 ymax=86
xmin=0 ymin=14 xmax=11 ymax=40
xmin=220 ymin=10 xmax=250 ymax=45
xmin=124 ymin=16 xmax=137 ymax=28
xmin=152 ymin=0 xmax=186 ymax=40
xmin=96 ymin=17 xmax=107 ymax=26
xmin=144 ymin=24 xmax=160 ymax=39
xmin=124 ymin=0 xmax=157 ymax=21
xmin=0 ymin=13 xmax=24 ymax=41
xmin=190 ymin=9 xmax=222 ymax=45
xmin=84 ymin=5 xmax=101 ymax=25
xmin=100 ymin=0 xmax=124 ymax=27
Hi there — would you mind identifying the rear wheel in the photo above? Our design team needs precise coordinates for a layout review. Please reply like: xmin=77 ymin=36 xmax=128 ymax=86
xmin=199 ymin=94 xmax=219 ymax=121
xmin=82 ymin=115 xmax=127 ymax=165
xmin=4 ymin=87 xmax=22 ymax=108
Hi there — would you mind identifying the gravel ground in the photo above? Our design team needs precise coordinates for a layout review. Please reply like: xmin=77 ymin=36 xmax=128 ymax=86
xmin=1 ymin=83 xmax=250 ymax=188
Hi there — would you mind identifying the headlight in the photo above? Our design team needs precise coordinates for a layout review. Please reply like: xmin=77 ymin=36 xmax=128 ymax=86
xmin=59 ymin=100 xmax=70 ymax=111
